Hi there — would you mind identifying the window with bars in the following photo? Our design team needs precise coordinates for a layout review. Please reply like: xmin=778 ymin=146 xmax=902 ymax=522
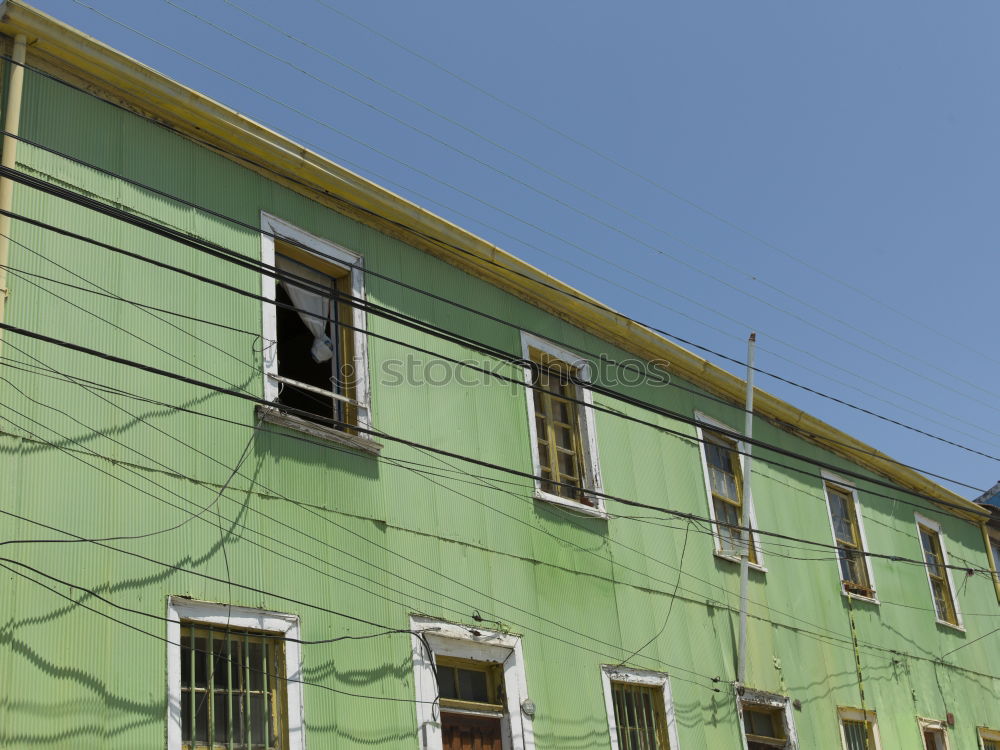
xmin=979 ymin=727 xmax=1000 ymax=750
xmin=838 ymin=708 xmax=879 ymax=750
xmin=917 ymin=519 xmax=960 ymax=626
xmin=609 ymin=682 xmax=670 ymax=750
xmin=522 ymin=333 xmax=602 ymax=512
xmin=261 ymin=214 xmax=371 ymax=434
xmin=180 ymin=622 xmax=287 ymax=750
xmin=701 ymin=427 xmax=757 ymax=563
xmin=824 ymin=482 xmax=875 ymax=598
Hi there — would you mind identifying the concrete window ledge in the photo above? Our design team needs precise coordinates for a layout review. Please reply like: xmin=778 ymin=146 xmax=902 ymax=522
xmin=256 ymin=405 xmax=383 ymax=456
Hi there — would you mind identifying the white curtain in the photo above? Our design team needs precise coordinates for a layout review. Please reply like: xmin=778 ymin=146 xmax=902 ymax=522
xmin=275 ymin=255 xmax=336 ymax=363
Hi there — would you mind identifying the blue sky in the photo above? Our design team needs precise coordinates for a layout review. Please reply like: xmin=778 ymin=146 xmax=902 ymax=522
xmin=27 ymin=0 xmax=1000 ymax=498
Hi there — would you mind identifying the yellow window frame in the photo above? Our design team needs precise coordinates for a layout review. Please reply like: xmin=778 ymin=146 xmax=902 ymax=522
xmin=704 ymin=430 xmax=757 ymax=564
xmin=530 ymin=347 xmax=588 ymax=503
xmin=919 ymin=524 xmax=958 ymax=625
xmin=435 ymin=655 xmax=505 ymax=715
xmin=826 ymin=483 xmax=873 ymax=597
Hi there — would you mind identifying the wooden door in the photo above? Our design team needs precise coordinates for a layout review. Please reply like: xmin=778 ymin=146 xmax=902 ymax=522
xmin=441 ymin=713 xmax=503 ymax=750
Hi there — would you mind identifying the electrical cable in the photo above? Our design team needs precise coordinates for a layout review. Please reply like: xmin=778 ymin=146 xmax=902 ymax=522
xmin=0 ymin=194 xmax=990 ymax=503
xmin=22 ymin=25 xmax=1000 ymax=445
xmin=1 ymin=321 xmax=993 ymax=575
xmin=0 ymin=362 xmax=721 ymax=688
xmin=306 ymin=0 xmax=1000 ymax=375
xmin=174 ymin=0 xmax=1000 ymax=411
xmin=3 ymin=346 xmax=995 ymax=680
xmin=5 ymin=56 xmax=997 ymax=450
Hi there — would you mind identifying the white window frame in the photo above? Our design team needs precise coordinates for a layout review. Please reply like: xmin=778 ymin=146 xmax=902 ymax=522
xmin=914 ymin=513 xmax=964 ymax=631
xmin=601 ymin=665 xmax=681 ymax=750
xmin=410 ymin=616 xmax=535 ymax=750
xmin=984 ymin=525 xmax=1000 ymax=605
xmin=917 ymin=717 xmax=951 ymax=750
xmin=520 ymin=332 xmax=604 ymax=517
xmin=166 ymin=597 xmax=305 ymax=750
xmin=822 ymin=471 xmax=878 ymax=603
xmin=695 ymin=411 xmax=765 ymax=570
xmin=260 ymin=212 xmax=371 ymax=431
xmin=736 ymin=687 xmax=798 ymax=750
xmin=979 ymin=727 xmax=1000 ymax=750
xmin=837 ymin=707 xmax=882 ymax=750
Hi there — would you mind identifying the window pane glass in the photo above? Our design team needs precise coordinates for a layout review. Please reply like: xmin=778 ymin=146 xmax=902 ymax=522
xmin=457 ymin=668 xmax=489 ymax=703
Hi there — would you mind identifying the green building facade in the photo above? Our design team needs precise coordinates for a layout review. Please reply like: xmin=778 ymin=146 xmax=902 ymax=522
xmin=1 ymin=4 xmax=998 ymax=749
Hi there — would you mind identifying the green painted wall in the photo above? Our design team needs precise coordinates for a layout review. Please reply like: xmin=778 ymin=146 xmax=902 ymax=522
xmin=1 ymin=61 xmax=998 ymax=750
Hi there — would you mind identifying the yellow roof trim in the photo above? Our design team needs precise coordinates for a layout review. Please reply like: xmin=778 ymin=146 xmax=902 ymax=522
xmin=0 ymin=1 xmax=984 ymax=520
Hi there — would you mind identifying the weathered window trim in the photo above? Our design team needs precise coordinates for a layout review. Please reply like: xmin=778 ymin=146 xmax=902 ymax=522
xmin=165 ymin=597 xmax=305 ymax=750
xmin=255 ymin=405 xmax=382 ymax=455
xmin=735 ymin=687 xmax=798 ymax=750
xmin=978 ymin=726 xmax=1000 ymax=750
xmin=600 ymin=665 xmax=681 ymax=750
xmin=695 ymin=411 xmax=765 ymax=571
xmin=520 ymin=332 xmax=604 ymax=517
xmin=410 ymin=616 xmax=534 ymax=750
xmin=837 ymin=706 xmax=881 ymax=750
xmin=821 ymin=470 xmax=878 ymax=603
xmin=260 ymin=211 xmax=372 ymax=432
xmin=917 ymin=717 xmax=951 ymax=750
xmin=914 ymin=513 xmax=964 ymax=631
xmin=983 ymin=525 xmax=1000 ymax=606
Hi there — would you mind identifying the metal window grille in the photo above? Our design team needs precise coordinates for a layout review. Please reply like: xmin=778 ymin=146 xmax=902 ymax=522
xmin=180 ymin=622 xmax=287 ymax=750
xmin=611 ymin=681 xmax=669 ymax=750
xmin=919 ymin=526 xmax=958 ymax=624
xmin=842 ymin=718 xmax=874 ymax=750
xmin=705 ymin=432 xmax=756 ymax=563
xmin=827 ymin=486 xmax=873 ymax=596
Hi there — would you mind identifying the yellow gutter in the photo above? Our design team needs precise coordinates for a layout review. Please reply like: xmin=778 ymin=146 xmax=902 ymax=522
xmin=0 ymin=29 xmax=25 ymax=358
xmin=0 ymin=1 xmax=985 ymax=521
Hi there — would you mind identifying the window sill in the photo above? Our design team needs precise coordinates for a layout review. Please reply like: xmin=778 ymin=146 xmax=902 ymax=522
xmin=257 ymin=405 xmax=382 ymax=456
xmin=533 ymin=489 xmax=607 ymax=519
xmin=934 ymin=618 xmax=965 ymax=633
xmin=713 ymin=549 xmax=767 ymax=573
xmin=841 ymin=587 xmax=879 ymax=605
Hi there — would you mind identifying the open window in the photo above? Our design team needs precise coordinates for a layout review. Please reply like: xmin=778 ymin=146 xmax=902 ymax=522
xmin=737 ymin=689 xmax=797 ymax=750
xmin=696 ymin=413 xmax=762 ymax=567
xmin=411 ymin=617 xmax=534 ymax=750
xmin=261 ymin=213 xmax=371 ymax=435
xmin=838 ymin=707 xmax=880 ymax=750
xmin=600 ymin=666 xmax=680 ymax=750
xmin=915 ymin=514 xmax=962 ymax=629
xmin=166 ymin=598 xmax=305 ymax=750
xmin=521 ymin=332 xmax=603 ymax=516
xmin=823 ymin=473 xmax=877 ymax=601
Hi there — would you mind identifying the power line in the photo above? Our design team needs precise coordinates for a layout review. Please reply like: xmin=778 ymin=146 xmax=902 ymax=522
xmin=6 ymin=54 xmax=999 ymax=451
xmin=4 ymin=343 xmax=995 ymax=678
xmin=2 ymin=321 xmax=992 ymax=571
xmin=0 ymin=178 xmax=991 ymax=497
xmin=175 ymin=0 xmax=1000 ymax=412
xmin=0 ymin=358 xmax=721 ymax=688
xmin=37 ymin=15 xmax=1000 ymax=443
xmin=307 ymin=0 xmax=1000 ymax=375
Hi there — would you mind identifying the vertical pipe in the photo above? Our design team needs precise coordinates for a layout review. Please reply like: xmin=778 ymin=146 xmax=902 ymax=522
xmin=207 ymin=627 xmax=215 ymax=748
xmin=0 ymin=32 xmax=27 ymax=359
xmin=737 ymin=332 xmax=756 ymax=686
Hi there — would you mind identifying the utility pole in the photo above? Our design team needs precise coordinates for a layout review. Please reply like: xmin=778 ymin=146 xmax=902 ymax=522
xmin=737 ymin=332 xmax=756 ymax=685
